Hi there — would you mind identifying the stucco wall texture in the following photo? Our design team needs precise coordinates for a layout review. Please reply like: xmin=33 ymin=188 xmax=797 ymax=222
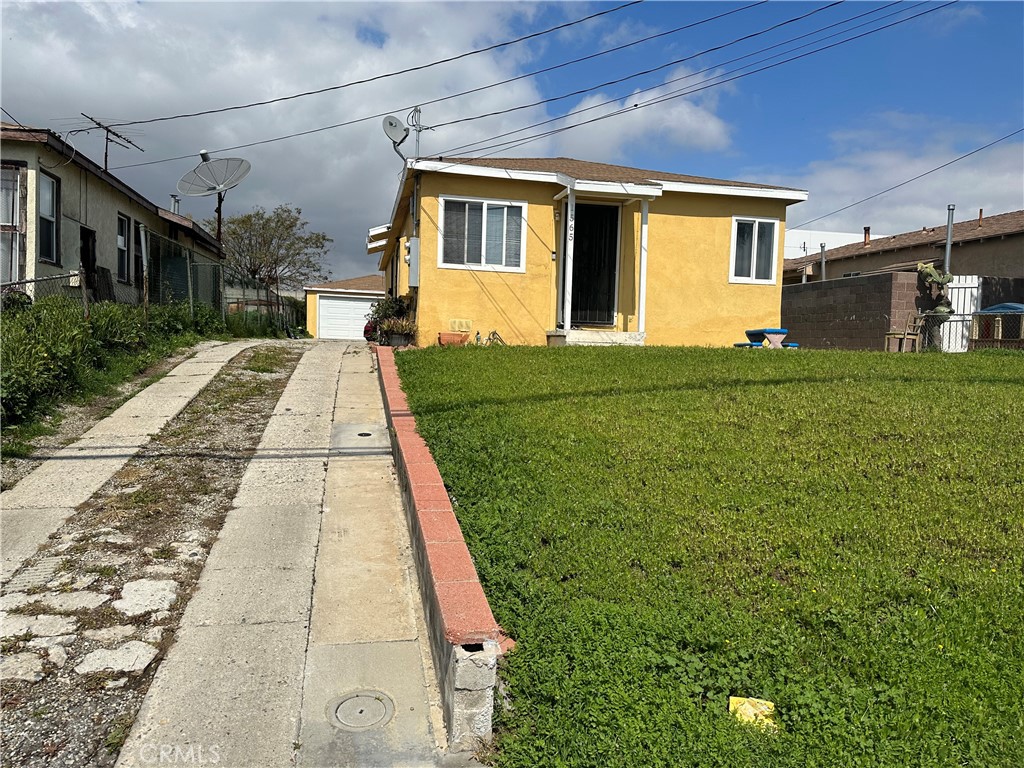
xmin=385 ymin=171 xmax=792 ymax=348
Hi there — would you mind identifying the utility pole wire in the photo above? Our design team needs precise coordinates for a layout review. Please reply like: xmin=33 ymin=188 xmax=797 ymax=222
xmin=437 ymin=0 xmax=913 ymax=151
xmin=443 ymin=0 xmax=957 ymax=158
xmin=790 ymin=128 xmax=1024 ymax=229
xmin=103 ymin=0 xmax=644 ymax=128
xmin=109 ymin=0 xmax=769 ymax=171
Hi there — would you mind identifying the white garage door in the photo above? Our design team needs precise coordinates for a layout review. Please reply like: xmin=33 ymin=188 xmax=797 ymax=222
xmin=317 ymin=294 xmax=376 ymax=340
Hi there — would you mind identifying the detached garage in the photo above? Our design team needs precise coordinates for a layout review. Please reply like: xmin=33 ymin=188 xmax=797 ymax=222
xmin=304 ymin=274 xmax=385 ymax=340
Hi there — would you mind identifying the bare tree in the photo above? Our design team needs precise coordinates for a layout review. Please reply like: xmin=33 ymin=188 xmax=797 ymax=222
xmin=211 ymin=204 xmax=332 ymax=290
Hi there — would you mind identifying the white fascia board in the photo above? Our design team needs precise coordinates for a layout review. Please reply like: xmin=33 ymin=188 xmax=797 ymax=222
xmin=660 ymin=180 xmax=808 ymax=202
xmin=367 ymin=238 xmax=388 ymax=254
xmin=412 ymin=160 xmax=663 ymax=199
xmin=570 ymin=180 xmax=662 ymax=198
xmin=368 ymin=224 xmax=389 ymax=238
xmin=411 ymin=159 xmax=561 ymax=186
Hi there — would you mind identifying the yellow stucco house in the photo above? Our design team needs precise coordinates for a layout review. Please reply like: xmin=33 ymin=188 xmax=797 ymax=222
xmin=369 ymin=157 xmax=808 ymax=347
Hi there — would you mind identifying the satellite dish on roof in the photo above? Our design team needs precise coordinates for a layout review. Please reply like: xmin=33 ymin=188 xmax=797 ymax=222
xmin=177 ymin=153 xmax=251 ymax=197
xmin=383 ymin=116 xmax=409 ymax=145
xmin=175 ymin=150 xmax=251 ymax=241
xmin=383 ymin=116 xmax=409 ymax=161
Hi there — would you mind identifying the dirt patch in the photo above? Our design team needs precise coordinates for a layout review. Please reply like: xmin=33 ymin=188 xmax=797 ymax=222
xmin=0 ymin=341 xmax=308 ymax=768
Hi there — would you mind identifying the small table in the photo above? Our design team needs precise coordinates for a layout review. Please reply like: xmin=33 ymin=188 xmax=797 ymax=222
xmin=744 ymin=328 xmax=788 ymax=349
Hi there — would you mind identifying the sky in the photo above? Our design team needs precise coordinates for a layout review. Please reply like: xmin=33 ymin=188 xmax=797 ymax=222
xmin=2 ymin=1 xmax=1022 ymax=279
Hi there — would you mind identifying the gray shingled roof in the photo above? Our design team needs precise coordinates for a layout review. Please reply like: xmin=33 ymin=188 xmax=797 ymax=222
xmin=307 ymin=274 xmax=385 ymax=293
xmin=436 ymin=156 xmax=804 ymax=192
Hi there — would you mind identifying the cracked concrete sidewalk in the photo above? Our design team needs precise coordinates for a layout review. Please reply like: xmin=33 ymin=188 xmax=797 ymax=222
xmin=114 ymin=342 xmax=465 ymax=768
xmin=2 ymin=340 xmax=471 ymax=767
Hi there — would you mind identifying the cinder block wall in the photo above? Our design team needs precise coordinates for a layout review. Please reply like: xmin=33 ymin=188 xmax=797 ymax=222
xmin=781 ymin=272 xmax=920 ymax=350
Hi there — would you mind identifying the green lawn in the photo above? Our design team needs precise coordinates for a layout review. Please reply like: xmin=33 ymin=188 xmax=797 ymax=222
xmin=396 ymin=347 xmax=1024 ymax=768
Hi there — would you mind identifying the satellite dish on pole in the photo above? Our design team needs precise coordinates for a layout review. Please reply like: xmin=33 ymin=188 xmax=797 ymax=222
xmin=383 ymin=116 xmax=409 ymax=160
xmin=176 ymin=151 xmax=251 ymax=241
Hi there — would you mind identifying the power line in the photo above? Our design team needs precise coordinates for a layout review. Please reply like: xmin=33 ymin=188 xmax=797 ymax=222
xmin=109 ymin=0 xmax=769 ymax=171
xmin=790 ymin=128 xmax=1024 ymax=229
xmin=439 ymin=0 xmax=913 ymax=155
xmin=0 ymin=107 xmax=24 ymax=126
xmin=431 ymin=0 xmax=848 ymax=131
xmin=104 ymin=0 xmax=644 ymax=128
xmin=442 ymin=1 xmax=956 ymax=159
xmin=110 ymin=1 xmax=954 ymax=174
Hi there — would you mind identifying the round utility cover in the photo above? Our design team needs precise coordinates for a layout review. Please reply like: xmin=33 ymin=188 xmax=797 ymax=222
xmin=329 ymin=690 xmax=395 ymax=731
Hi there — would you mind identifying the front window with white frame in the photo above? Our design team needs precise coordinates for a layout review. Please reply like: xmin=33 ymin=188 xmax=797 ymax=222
xmin=439 ymin=196 xmax=527 ymax=272
xmin=38 ymin=172 xmax=59 ymax=265
xmin=730 ymin=216 xmax=778 ymax=284
xmin=117 ymin=214 xmax=131 ymax=283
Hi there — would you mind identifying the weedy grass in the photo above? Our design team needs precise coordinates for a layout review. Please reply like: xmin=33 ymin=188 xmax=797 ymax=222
xmin=243 ymin=346 xmax=290 ymax=373
xmin=396 ymin=346 xmax=1024 ymax=768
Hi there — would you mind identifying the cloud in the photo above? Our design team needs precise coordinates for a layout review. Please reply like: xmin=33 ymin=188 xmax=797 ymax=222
xmin=1 ymin=1 xmax=560 ymax=278
xmin=548 ymin=67 xmax=732 ymax=162
xmin=762 ymin=117 xmax=1024 ymax=235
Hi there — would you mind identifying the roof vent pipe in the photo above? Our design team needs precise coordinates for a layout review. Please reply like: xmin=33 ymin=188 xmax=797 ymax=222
xmin=863 ymin=226 xmax=871 ymax=246
xmin=978 ymin=208 xmax=983 ymax=227
xmin=170 ymin=194 xmax=180 ymax=214
xmin=944 ymin=204 xmax=955 ymax=274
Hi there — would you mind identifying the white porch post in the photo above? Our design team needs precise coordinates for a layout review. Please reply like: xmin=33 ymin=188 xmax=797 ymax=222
xmin=562 ymin=188 xmax=576 ymax=330
xmin=638 ymin=199 xmax=649 ymax=335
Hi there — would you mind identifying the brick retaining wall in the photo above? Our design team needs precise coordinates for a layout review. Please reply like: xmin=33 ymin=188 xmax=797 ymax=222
xmin=782 ymin=272 xmax=920 ymax=350
xmin=374 ymin=346 xmax=510 ymax=751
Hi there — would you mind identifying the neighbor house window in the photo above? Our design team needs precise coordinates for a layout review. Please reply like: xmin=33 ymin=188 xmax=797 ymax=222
xmin=439 ymin=196 xmax=526 ymax=272
xmin=38 ymin=172 xmax=59 ymax=264
xmin=1 ymin=166 xmax=20 ymax=282
xmin=730 ymin=216 xmax=778 ymax=284
xmin=117 ymin=214 xmax=131 ymax=282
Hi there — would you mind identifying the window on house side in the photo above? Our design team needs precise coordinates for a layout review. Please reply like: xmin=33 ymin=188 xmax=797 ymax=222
xmin=1 ymin=167 xmax=20 ymax=282
xmin=117 ymin=214 xmax=131 ymax=283
xmin=38 ymin=173 xmax=58 ymax=265
xmin=730 ymin=217 xmax=778 ymax=284
xmin=440 ymin=196 xmax=526 ymax=272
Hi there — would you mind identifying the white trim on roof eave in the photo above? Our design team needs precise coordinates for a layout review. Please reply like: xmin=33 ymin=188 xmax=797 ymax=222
xmin=367 ymin=239 xmax=388 ymax=254
xmin=660 ymin=180 xmax=808 ymax=202
xmin=368 ymin=224 xmax=389 ymax=238
xmin=408 ymin=159 xmax=805 ymax=201
xmin=410 ymin=160 xmax=661 ymax=197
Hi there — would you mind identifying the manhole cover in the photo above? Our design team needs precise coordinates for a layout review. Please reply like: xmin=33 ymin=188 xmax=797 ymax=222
xmin=328 ymin=690 xmax=395 ymax=731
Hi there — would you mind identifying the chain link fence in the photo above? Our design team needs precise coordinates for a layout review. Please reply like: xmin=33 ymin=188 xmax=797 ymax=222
xmin=2 ymin=225 xmax=307 ymax=336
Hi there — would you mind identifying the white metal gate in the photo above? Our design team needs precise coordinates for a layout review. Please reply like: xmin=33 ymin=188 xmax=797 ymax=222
xmin=940 ymin=275 xmax=980 ymax=352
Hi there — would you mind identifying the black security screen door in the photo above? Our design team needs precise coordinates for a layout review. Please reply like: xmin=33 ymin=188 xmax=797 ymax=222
xmin=568 ymin=203 xmax=618 ymax=325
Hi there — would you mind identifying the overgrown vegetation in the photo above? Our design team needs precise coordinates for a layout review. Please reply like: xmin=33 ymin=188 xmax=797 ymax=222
xmin=396 ymin=347 xmax=1024 ymax=768
xmin=1 ymin=296 xmax=224 ymax=426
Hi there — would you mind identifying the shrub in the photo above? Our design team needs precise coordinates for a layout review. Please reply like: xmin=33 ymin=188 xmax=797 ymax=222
xmin=1 ymin=298 xmax=225 ymax=425
xmin=90 ymin=302 xmax=147 ymax=352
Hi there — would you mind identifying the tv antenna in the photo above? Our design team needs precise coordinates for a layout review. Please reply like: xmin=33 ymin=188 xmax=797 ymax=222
xmin=80 ymin=113 xmax=144 ymax=170
xmin=176 ymin=150 xmax=251 ymax=241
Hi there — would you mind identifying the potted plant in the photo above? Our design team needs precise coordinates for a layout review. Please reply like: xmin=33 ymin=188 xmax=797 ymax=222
xmin=379 ymin=316 xmax=417 ymax=347
xmin=365 ymin=296 xmax=409 ymax=344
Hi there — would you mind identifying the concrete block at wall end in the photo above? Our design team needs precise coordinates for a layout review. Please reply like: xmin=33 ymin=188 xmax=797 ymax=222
xmin=444 ymin=685 xmax=496 ymax=751
xmin=446 ymin=640 xmax=499 ymax=692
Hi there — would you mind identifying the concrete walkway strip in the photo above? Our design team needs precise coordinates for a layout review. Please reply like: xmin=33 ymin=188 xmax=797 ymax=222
xmin=115 ymin=342 xmax=347 ymax=768
xmin=0 ymin=340 xmax=256 ymax=585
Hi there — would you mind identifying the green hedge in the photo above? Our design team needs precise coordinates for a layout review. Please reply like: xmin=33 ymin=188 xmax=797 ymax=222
xmin=1 ymin=298 xmax=225 ymax=424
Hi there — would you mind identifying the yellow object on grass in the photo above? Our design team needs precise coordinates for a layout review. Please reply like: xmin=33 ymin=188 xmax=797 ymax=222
xmin=729 ymin=696 xmax=778 ymax=732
